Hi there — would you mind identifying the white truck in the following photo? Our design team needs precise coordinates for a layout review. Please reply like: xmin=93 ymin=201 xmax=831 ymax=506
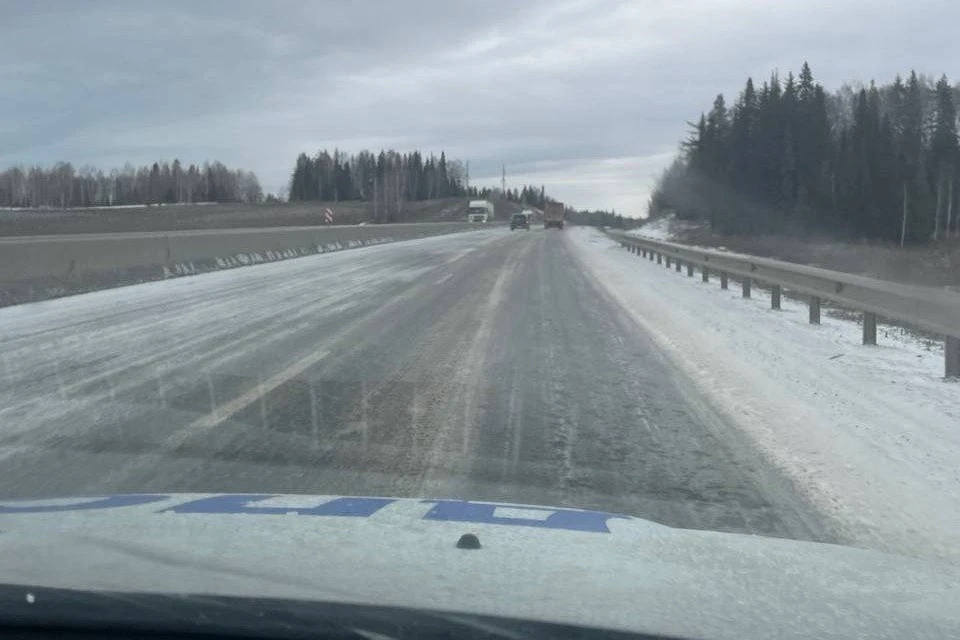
xmin=466 ymin=200 xmax=495 ymax=223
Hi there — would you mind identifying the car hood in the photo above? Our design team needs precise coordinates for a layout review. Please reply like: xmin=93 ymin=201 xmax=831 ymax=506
xmin=0 ymin=493 xmax=957 ymax=639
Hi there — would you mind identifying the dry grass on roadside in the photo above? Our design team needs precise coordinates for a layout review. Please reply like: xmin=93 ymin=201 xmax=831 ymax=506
xmin=676 ymin=225 xmax=960 ymax=288
xmin=0 ymin=198 xmax=471 ymax=236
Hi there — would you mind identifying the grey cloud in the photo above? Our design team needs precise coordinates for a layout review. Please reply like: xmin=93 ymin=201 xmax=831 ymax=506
xmin=3 ymin=0 xmax=960 ymax=215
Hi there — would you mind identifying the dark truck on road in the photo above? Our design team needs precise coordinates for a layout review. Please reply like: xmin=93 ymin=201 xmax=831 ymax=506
xmin=544 ymin=202 xmax=564 ymax=229
xmin=510 ymin=211 xmax=531 ymax=230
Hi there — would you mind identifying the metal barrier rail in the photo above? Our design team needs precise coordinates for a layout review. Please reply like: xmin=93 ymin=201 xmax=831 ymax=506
xmin=607 ymin=230 xmax=960 ymax=378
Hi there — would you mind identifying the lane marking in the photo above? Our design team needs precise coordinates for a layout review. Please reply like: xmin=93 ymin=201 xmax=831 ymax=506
xmin=167 ymin=347 xmax=330 ymax=446
xmin=435 ymin=274 xmax=453 ymax=285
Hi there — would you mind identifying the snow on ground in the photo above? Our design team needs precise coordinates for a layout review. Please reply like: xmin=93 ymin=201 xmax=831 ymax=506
xmin=0 ymin=228 xmax=504 ymax=342
xmin=625 ymin=214 xmax=716 ymax=247
xmin=626 ymin=214 xmax=675 ymax=240
xmin=568 ymin=226 xmax=960 ymax=563
xmin=1 ymin=202 xmax=221 ymax=212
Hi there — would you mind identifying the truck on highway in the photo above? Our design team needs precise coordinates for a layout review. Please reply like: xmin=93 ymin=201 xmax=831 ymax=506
xmin=466 ymin=200 xmax=495 ymax=224
xmin=544 ymin=202 xmax=565 ymax=229
xmin=510 ymin=210 xmax=531 ymax=230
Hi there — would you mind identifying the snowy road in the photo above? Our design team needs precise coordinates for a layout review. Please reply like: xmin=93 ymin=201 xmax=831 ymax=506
xmin=0 ymin=227 xmax=835 ymax=542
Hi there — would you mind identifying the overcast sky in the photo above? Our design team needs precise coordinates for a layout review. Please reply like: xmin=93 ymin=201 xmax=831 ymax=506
xmin=3 ymin=0 xmax=960 ymax=215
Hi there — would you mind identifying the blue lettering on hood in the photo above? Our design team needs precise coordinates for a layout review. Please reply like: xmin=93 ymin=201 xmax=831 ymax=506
xmin=421 ymin=500 xmax=629 ymax=533
xmin=0 ymin=494 xmax=168 ymax=513
xmin=0 ymin=494 xmax=629 ymax=533
xmin=164 ymin=495 xmax=393 ymax=517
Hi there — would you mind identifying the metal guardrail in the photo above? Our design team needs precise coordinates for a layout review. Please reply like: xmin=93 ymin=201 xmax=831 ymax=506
xmin=607 ymin=230 xmax=960 ymax=378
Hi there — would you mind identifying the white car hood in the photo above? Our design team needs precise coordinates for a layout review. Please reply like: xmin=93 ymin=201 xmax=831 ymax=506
xmin=0 ymin=493 xmax=957 ymax=639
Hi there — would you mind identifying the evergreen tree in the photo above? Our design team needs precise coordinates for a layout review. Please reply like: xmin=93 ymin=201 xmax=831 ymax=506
xmin=930 ymin=75 xmax=957 ymax=165
xmin=438 ymin=152 xmax=449 ymax=198
xmin=930 ymin=75 xmax=958 ymax=238
xmin=649 ymin=63 xmax=959 ymax=243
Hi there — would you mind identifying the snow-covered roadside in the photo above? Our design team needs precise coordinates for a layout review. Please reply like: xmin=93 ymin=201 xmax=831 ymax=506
xmin=625 ymin=214 xmax=674 ymax=240
xmin=567 ymin=227 xmax=960 ymax=563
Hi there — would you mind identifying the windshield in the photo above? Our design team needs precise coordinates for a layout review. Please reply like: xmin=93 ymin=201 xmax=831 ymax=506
xmin=2 ymin=1 xmax=960 ymax=637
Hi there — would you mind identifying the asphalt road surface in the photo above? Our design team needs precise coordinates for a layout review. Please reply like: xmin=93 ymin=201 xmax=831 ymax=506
xmin=0 ymin=227 xmax=836 ymax=542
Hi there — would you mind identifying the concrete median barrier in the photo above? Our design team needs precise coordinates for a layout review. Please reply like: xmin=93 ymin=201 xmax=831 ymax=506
xmin=0 ymin=222 xmax=480 ymax=307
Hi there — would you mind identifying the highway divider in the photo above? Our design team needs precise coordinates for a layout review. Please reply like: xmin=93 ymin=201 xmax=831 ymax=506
xmin=0 ymin=222 xmax=483 ymax=307
xmin=607 ymin=230 xmax=960 ymax=378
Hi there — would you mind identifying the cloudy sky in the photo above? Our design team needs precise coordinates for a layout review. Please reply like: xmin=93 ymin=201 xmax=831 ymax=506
xmin=3 ymin=0 xmax=960 ymax=215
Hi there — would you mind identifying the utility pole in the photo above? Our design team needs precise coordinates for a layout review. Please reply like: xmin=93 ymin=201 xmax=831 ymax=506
xmin=934 ymin=169 xmax=944 ymax=241
xmin=465 ymin=161 xmax=470 ymax=192
xmin=947 ymin=172 xmax=954 ymax=238
xmin=900 ymin=181 xmax=908 ymax=248
xmin=501 ymin=165 xmax=506 ymax=198
xmin=396 ymin=166 xmax=402 ymax=220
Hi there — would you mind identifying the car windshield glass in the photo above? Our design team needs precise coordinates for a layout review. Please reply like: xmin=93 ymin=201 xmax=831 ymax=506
xmin=2 ymin=2 xmax=960 ymax=637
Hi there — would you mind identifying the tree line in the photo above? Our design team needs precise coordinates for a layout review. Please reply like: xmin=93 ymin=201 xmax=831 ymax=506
xmin=289 ymin=149 xmax=468 ymax=203
xmin=650 ymin=63 xmax=960 ymax=243
xmin=464 ymin=184 xmax=551 ymax=207
xmin=288 ymin=148 xmax=553 ymax=221
xmin=0 ymin=160 xmax=263 ymax=209
xmin=503 ymin=184 xmax=550 ymax=208
xmin=567 ymin=208 xmax=632 ymax=228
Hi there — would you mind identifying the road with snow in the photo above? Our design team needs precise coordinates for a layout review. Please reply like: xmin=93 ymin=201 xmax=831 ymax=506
xmin=0 ymin=227 xmax=840 ymax=542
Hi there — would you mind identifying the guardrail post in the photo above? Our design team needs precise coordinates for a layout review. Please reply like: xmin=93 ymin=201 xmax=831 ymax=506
xmin=657 ymin=253 xmax=662 ymax=265
xmin=702 ymin=267 xmax=709 ymax=283
xmin=675 ymin=259 xmax=681 ymax=273
xmin=771 ymin=285 xmax=781 ymax=310
xmin=665 ymin=256 xmax=672 ymax=268
xmin=649 ymin=250 xmax=654 ymax=261
xmin=862 ymin=312 xmax=877 ymax=345
xmin=809 ymin=296 xmax=821 ymax=324
xmin=686 ymin=263 xmax=694 ymax=277
xmin=946 ymin=337 xmax=960 ymax=378
xmin=720 ymin=272 xmax=728 ymax=289
xmin=742 ymin=279 xmax=751 ymax=298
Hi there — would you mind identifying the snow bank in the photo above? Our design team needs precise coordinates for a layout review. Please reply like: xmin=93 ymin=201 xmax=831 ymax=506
xmin=568 ymin=227 xmax=960 ymax=563
xmin=1 ymin=202 xmax=221 ymax=212
xmin=626 ymin=215 xmax=675 ymax=240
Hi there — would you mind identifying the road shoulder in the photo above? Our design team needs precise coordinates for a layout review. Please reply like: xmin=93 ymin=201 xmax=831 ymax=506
xmin=566 ymin=227 xmax=960 ymax=563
